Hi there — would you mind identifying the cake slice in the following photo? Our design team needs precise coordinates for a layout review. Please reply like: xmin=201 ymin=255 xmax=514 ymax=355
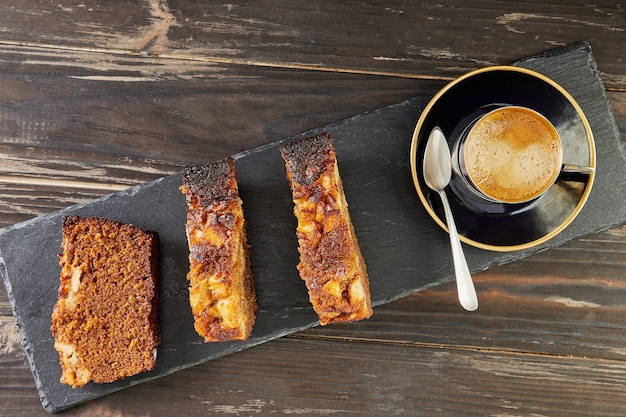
xmin=181 ymin=157 xmax=257 ymax=342
xmin=51 ymin=216 xmax=160 ymax=388
xmin=280 ymin=132 xmax=372 ymax=325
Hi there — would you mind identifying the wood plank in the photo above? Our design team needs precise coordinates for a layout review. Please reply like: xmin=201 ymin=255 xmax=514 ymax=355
xmin=0 ymin=1 xmax=624 ymax=88
xmin=98 ymin=338 xmax=626 ymax=416
xmin=0 ymin=318 xmax=42 ymax=413
xmin=0 ymin=44 xmax=443 ymax=230
xmin=4 ymin=332 xmax=626 ymax=416
xmin=0 ymin=44 xmax=444 ymax=162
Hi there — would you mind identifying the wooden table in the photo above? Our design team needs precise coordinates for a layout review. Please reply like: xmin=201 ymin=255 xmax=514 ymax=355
xmin=1 ymin=1 xmax=625 ymax=415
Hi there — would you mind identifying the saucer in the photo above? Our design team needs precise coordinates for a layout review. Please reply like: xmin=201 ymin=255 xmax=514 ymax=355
xmin=410 ymin=66 xmax=596 ymax=252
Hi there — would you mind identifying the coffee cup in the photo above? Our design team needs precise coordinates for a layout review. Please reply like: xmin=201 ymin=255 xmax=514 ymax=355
xmin=452 ymin=106 xmax=563 ymax=204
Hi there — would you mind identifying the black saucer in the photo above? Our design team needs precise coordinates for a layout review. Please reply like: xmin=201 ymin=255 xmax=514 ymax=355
xmin=410 ymin=66 xmax=596 ymax=251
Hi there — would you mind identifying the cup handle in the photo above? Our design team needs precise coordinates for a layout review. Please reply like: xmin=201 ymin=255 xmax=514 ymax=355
xmin=557 ymin=164 xmax=595 ymax=183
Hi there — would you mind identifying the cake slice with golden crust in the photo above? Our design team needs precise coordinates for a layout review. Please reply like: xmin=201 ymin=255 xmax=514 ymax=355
xmin=181 ymin=157 xmax=257 ymax=342
xmin=280 ymin=132 xmax=372 ymax=325
xmin=51 ymin=216 xmax=160 ymax=388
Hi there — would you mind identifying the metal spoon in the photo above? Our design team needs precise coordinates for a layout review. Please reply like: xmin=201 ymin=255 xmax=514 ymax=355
xmin=423 ymin=127 xmax=478 ymax=311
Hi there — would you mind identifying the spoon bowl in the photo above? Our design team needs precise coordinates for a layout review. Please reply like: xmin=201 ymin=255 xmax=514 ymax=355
xmin=423 ymin=127 xmax=478 ymax=311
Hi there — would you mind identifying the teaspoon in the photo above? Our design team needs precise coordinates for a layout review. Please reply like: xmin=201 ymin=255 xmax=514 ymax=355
xmin=422 ymin=127 xmax=478 ymax=311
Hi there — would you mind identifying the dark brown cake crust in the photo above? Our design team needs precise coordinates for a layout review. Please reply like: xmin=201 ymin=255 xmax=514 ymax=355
xmin=51 ymin=216 xmax=160 ymax=387
xmin=280 ymin=132 xmax=334 ymax=187
xmin=182 ymin=160 xmax=239 ymax=207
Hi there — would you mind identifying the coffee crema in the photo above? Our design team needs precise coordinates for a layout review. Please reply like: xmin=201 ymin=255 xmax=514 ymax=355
xmin=462 ymin=106 xmax=562 ymax=203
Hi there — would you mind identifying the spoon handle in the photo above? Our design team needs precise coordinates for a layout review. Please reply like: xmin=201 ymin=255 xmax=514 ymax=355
xmin=439 ymin=190 xmax=478 ymax=311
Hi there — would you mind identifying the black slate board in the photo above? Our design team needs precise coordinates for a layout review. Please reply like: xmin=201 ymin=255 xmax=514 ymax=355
xmin=2 ymin=42 xmax=625 ymax=413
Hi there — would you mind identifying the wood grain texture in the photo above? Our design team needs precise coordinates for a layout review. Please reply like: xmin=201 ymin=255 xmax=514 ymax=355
xmin=5 ymin=334 xmax=626 ymax=416
xmin=0 ymin=44 xmax=443 ymax=228
xmin=0 ymin=1 xmax=624 ymax=88
xmin=0 ymin=0 xmax=625 ymax=416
